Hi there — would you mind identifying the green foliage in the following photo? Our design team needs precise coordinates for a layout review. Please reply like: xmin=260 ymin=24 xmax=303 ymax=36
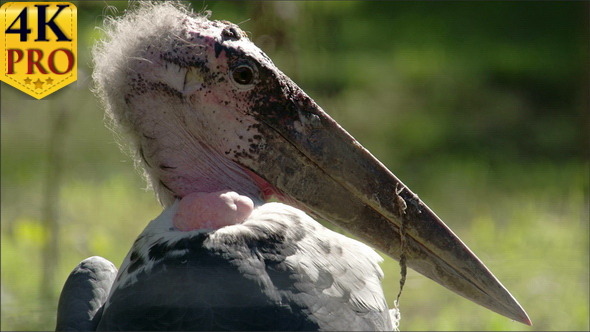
xmin=1 ymin=1 xmax=587 ymax=331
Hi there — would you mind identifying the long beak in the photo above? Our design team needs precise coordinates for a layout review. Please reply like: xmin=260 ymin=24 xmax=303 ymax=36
xmin=236 ymin=76 xmax=531 ymax=325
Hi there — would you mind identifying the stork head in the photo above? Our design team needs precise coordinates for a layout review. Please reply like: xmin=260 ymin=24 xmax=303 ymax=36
xmin=93 ymin=2 xmax=530 ymax=325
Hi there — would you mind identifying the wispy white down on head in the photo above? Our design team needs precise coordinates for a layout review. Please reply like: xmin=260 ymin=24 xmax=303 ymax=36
xmin=92 ymin=1 xmax=209 ymax=202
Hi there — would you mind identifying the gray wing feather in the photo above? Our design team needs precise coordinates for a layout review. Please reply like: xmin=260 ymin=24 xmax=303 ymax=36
xmin=56 ymin=256 xmax=118 ymax=331
xmin=208 ymin=202 xmax=395 ymax=331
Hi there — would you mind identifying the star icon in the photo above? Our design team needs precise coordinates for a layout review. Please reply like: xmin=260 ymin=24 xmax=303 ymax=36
xmin=33 ymin=79 xmax=44 ymax=89
xmin=24 ymin=77 xmax=32 ymax=85
xmin=46 ymin=77 xmax=54 ymax=85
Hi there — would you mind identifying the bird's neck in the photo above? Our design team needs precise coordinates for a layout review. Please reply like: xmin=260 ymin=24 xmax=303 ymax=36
xmin=141 ymin=135 xmax=267 ymax=207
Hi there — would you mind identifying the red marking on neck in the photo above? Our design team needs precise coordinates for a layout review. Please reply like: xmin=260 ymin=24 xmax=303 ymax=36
xmin=241 ymin=167 xmax=288 ymax=202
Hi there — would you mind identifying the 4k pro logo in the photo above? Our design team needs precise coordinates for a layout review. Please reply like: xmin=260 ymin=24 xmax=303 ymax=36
xmin=1 ymin=2 xmax=77 ymax=99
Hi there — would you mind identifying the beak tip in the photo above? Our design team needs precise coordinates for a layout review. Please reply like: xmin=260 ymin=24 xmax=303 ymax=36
xmin=516 ymin=310 xmax=533 ymax=326
xmin=500 ymin=295 xmax=531 ymax=326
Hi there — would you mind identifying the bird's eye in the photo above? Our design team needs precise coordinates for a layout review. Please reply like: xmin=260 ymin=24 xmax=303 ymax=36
xmin=231 ymin=64 xmax=255 ymax=86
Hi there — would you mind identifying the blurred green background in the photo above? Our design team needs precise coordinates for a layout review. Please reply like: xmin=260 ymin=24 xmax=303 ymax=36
xmin=1 ymin=1 xmax=588 ymax=330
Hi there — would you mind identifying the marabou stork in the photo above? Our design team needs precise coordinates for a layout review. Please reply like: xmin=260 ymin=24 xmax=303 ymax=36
xmin=56 ymin=2 xmax=531 ymax=331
